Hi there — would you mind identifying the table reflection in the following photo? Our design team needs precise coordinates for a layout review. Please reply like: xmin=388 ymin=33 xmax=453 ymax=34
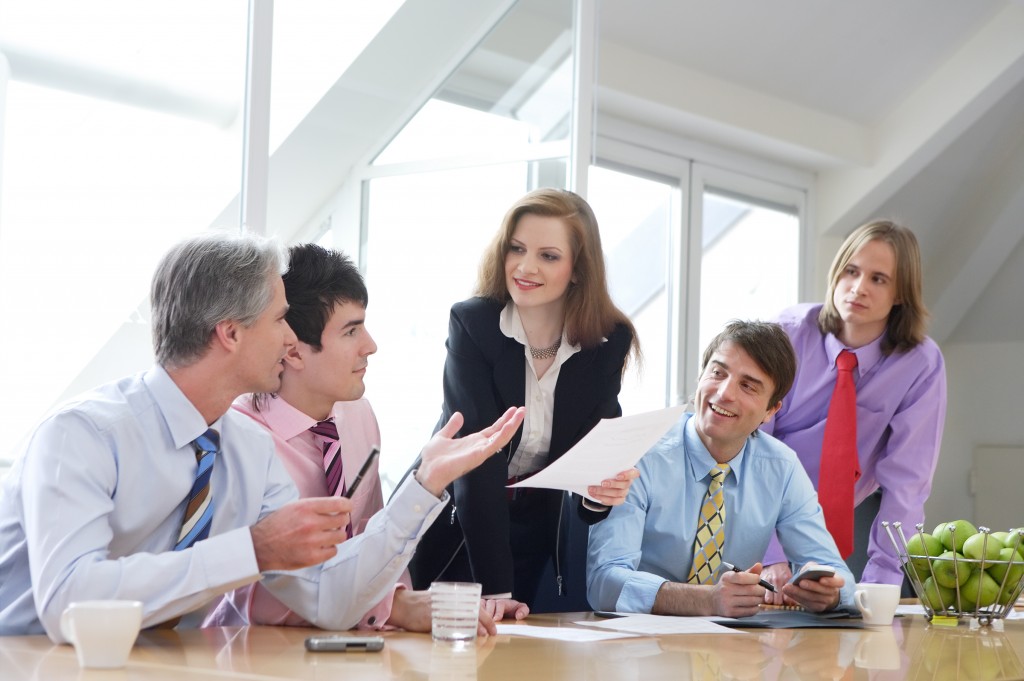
xmin=2 ymin=612 xmax=1024 ymax=681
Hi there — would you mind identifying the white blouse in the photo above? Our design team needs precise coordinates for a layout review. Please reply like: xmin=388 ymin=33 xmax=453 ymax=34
xmin=498 ymin=302 xmax=580 ymax=478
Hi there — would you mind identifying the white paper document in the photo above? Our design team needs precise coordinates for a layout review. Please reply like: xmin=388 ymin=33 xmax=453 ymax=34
xmin=574 ymin=613 xmax=743 ymax=636
xmin=508 ymin=405 xmax=686 ymax=501
xmin=494 ymin=623 xmax=639 ymax=641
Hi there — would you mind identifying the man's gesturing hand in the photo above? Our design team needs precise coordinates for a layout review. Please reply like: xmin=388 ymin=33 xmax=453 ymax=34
xmin=415 ymin=407 xmax=526 ymax=497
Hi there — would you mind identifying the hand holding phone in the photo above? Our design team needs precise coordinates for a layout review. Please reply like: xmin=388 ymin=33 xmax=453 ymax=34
xmin=787 ymin=565 xmax=836 ymax=585
xmin=304 ymin=635 xmax=385 ymax=652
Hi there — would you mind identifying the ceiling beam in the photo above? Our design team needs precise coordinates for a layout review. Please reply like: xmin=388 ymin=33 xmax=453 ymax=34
xmin=596 ymin=40 xmax=871 ymax=168
xmin=210 ymin=0 xmax=516 ymax=238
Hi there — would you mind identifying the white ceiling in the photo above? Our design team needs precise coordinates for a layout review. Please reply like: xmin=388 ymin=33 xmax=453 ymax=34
xmin=599 ymin=1 xmax=1004 ymax=125
xmin=236 ymin=0 xmax=1024 ymax=346
xmin=592 ymin=0 xmax=1024 ymax=345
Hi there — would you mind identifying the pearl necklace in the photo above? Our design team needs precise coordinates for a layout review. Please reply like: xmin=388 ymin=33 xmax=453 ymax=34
xmin=529 ymin=337 xmax=562 ymax=360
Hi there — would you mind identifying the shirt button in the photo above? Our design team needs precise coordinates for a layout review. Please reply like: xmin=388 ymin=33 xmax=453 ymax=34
xmin=413 ymin=504 xmax=423 ymax=513
xmin=367 ymin=616 xmax=376 ymax=626
xmin=534 ymin=393 xmax=543 ymax=402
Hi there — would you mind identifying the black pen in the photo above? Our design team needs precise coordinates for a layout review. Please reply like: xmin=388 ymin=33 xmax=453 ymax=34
xmin=343 ymin=446 xmax=380 ymax=499
xmin=720 ymin=561 xmax=777 ymax=593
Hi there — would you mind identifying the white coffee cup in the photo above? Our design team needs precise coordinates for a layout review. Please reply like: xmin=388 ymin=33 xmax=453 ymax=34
xmin=854 ymin=583 xmax=900 ymax=626
xmin=60 ymin=600 xmax=143 ymax=669
xmin=430 ymin=582 xmax=481 ymax=645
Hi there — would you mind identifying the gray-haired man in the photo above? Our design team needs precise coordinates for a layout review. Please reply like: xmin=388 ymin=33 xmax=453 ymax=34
xmin=0 ymin=233 xmax=523 ymax=641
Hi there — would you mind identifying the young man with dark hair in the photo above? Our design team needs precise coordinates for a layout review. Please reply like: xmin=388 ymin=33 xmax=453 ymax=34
xmin=208 ymin=244 xmax=528 ymax=631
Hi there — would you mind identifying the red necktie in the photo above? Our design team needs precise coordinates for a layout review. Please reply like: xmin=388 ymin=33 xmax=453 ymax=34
xmin=819 ymin=349 xmax=860 ymax=558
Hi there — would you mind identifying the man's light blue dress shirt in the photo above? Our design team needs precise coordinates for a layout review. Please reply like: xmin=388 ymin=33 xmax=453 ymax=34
xmin=587 ymin=413 xmax=855 ymax=614
xmin=0 ymin=367 xmax=446 ymax=641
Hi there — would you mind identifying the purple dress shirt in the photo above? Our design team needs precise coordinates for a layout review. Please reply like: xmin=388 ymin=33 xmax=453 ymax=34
xmin=761 ymin=304 xmax=947 ymax=584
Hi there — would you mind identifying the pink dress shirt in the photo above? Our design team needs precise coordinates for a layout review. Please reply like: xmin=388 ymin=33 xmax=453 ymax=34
xmin=205 ymin=394 xmax=409 ymax=629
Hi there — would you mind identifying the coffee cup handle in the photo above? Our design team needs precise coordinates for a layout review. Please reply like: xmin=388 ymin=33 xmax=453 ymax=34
xmin=854 ymin=590 xmax=872 ymax=620
xmin=60 ymin=606 xmax=77 ymax=644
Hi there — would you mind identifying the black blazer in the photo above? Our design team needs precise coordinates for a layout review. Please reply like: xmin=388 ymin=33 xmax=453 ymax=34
xmin=408 ymin=297 xmax=632 ymax=598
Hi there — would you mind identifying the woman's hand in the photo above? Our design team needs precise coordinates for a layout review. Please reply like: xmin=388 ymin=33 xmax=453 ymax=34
xmin=587 ymin=468 xmax=640 ymax=506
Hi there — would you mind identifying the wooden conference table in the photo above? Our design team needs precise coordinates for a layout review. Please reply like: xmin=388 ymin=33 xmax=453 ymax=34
xmin=2 ymin=612 xmax=1024 ymax=680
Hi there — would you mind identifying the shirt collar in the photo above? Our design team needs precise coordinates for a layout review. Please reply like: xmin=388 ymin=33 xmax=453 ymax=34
xmin=144 ymin=365 xmax=222 ymax=450
xmin=683 ymin=414 xmax=746 ymax=484
xmin=823 ymin=331 xmax=883 ymax=377
xmin=257 ymin=394 xmax=322 ymax=440
xmin=498 ymin=301 xmax=583 ymax=354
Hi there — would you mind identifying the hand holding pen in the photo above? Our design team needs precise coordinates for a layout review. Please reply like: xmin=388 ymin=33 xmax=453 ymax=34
xmin=721 ymin=561 xmax=776 ymax=593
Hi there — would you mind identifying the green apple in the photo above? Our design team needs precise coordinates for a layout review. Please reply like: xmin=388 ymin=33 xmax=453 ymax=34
xmin=931 ymin=551 xmax=971 ymax=588
xmin=933 ymin=520 xmax=979 ymax=553
xmin=990 ymin=531 xmax=1012 ymax=547
xmin=987 ymin=547 xmax=1024 ymax=586
xmin=963 ymin=532 xmax=1003 ymax=563
xmin=921 ymin=576 xmax=956 ymax=612
xmin=905 ymin=532 xmax=943 ymax=573
xmin=999 ymin=530 xmax=1024 ymax=557
xmin=997 ymin=580 xmax=1021 ymax=606
xmin=960 ymin=571 xmax=1000 ymax=608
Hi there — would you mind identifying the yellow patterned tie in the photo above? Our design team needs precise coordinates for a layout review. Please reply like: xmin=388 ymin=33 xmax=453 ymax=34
xmin=688 ymin=463 xmax=730 ymax=584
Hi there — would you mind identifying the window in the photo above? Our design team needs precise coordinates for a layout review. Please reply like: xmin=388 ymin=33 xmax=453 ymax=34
xmin=360 ymin=0 xmax=576 ymax=490
xmin=684 ymin=164 xmax=805 ymax=395
xmin=0 ymin=2 xmax=248 ymax=459
xmin=0 ymin=2 xmax=407 ymax=466
xmin=587 ymin=165 xmax=678 ymax=413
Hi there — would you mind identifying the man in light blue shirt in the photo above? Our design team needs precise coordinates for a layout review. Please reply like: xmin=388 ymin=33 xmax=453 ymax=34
xmin=0 ymin=233 xmax=524 ymax=641
xmin=588 ymin=320 xmax=854 ymax=617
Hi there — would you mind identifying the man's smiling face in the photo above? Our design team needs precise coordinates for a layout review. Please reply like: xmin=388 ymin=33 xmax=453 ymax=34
xmin=692 ymin=340 xmax=781 ymax=462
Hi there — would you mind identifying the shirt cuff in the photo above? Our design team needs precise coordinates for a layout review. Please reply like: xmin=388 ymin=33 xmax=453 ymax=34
xmin=581 ymin=499 xmax=610 ymax=513
xmin=358 ymin=583 xmax=407 ymax=631
xmin=615 ymin=573 xmax=668 ymax=614
xmin=386 ymin=476 xmax=450 ymax=535
xmin=410 ymin=468 xmax=451 ymax=500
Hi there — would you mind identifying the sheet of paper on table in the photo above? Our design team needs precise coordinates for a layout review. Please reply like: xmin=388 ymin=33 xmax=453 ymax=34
xmin=574 ymin=613 xmax=743 ymax=636
xmin=494 ymin=624 xmax=640 ymax=641
xmin=507 ymin=405 xmax=686 ymax=502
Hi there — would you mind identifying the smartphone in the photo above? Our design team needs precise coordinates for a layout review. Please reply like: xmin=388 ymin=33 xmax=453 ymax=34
xmin=787 ymin=566 xmax=837 ymax=585
xmin=304 ymin=635 xmax=385 ymax=652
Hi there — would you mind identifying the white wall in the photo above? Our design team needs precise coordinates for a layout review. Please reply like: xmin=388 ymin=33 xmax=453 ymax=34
xmin=925 ymin=341 xmax=1024 ymax=528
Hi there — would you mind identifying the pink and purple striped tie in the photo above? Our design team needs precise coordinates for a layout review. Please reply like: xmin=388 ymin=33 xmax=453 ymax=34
xmin=309 ymin=419 xmax=344 ymax=496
